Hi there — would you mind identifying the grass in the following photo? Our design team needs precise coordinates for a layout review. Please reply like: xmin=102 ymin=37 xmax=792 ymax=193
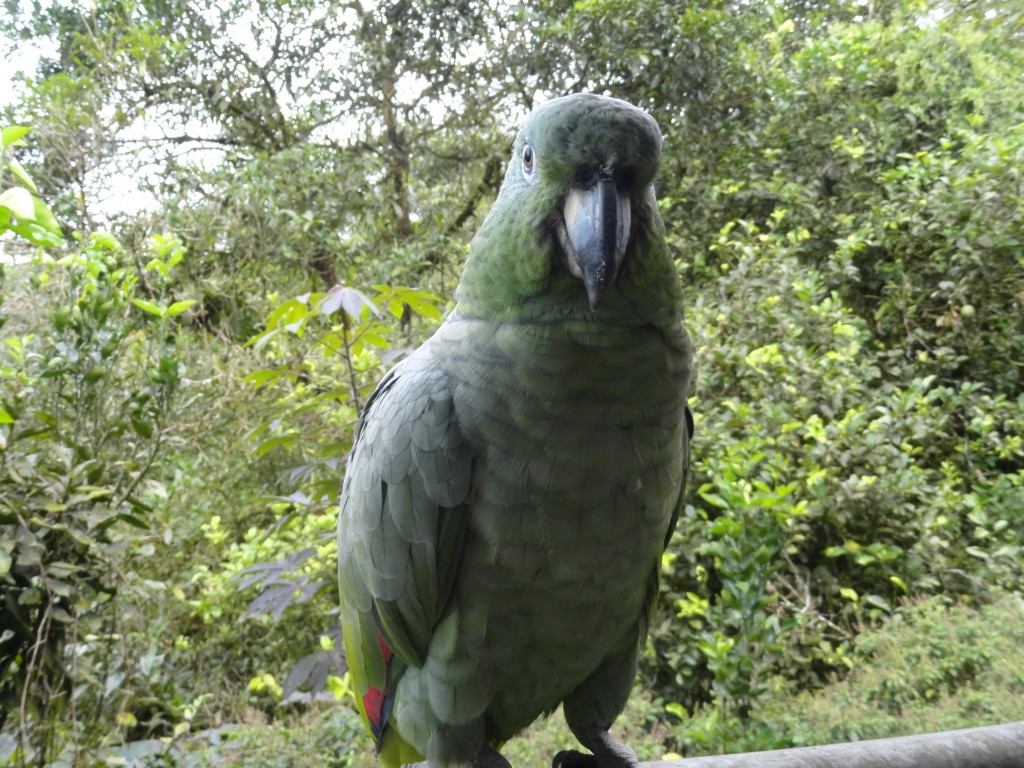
xmin=761 ymin=590 xmax=1024 ymax=747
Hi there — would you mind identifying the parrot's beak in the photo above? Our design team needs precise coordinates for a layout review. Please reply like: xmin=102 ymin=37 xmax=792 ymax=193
xmin=560 ymin=176 xmax=631 ymax=309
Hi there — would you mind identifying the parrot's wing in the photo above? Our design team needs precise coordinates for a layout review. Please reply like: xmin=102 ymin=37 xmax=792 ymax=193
xmin=664 ymin=404 xmax=695 ymax=548
xmin=642 ymin=403 xmax=694 ymax=638
xmin=338 ymin=340 xmax=473 ymax=732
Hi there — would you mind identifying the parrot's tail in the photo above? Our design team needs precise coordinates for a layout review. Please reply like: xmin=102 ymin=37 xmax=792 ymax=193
xmin=378 ymin=726 xmax=424 ymax=768
xmin=364 ymin=630 xmax=395 ymax=742
xmin=361 ymin=630 xmax=424 ymax=767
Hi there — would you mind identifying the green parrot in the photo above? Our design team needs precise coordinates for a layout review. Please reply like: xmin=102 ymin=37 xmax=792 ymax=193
xmin=337 ymin=93 xmax=694 ymax=768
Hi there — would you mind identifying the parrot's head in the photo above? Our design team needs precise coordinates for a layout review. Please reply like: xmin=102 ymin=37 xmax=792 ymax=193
xmin=459 ymin=93 xmax=671 ymax=319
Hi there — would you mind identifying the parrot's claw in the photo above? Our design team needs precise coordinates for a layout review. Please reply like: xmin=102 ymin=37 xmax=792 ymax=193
xmin=552 ymin=726 xmax=638 ymax=768
xmin=552 ymin=749 xmax=596 ymax=768
xmin=552 ymin=748 xmax=638 ymax=768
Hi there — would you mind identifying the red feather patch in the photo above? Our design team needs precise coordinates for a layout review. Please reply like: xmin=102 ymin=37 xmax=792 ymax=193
xmin=363 ymin=630 xmax=394 ymax=741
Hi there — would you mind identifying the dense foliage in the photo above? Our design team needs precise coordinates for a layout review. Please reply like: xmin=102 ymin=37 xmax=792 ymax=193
xmin=1 ymin=0 xmax=1022 ymax=765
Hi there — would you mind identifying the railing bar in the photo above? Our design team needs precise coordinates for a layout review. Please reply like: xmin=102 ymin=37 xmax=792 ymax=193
xmin=646 ymin=721 xmax=1024 ymax=768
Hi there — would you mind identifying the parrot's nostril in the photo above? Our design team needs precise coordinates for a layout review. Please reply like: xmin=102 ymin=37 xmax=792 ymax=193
xmin=573 ymin=165 xmax=603 ymax=190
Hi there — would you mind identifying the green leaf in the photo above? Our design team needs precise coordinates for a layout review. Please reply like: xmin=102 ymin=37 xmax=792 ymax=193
xmin=1 ymin=125 xmax=30 ymax=149
xmin=7 ymin=220 xmax=63 ymax=247
xmin=665 ymin=702 xmax=688 ymax=721
xmin=708 ymin=517 xmax=741 ymax=537
xmin=262 ymin=297 xmax=313 ymax=333
xmin=965 ymin=546 xmax=990 ymax=560
xmin=131 ymin=416 xmax=153 ymax=438
xmin=114 ymin=512 xmax=150 ymax=530
xmin=698 ymin=491 xmax=730 ymax=509
xmin=244 ymin=369 xmax=289 ymax=387
xmin=8 ymin=158 xmax=38 ymax=193
xmin=0 ymin=186 xmax=35 ymax=220
xmin=253 ymin=434 xmax=299 ymax=458
xmin=126 ymin=496 xmax=153 ymax=513
xmin=91 ymin=231 xmax=121 ymax=251
xmin=246 ymin=327 xmax=280 ymax=349
xmin=0 ymin=407 xmax=13 ymax=424
xmin=863 ymin=594 xmax=892 ymax=613
xmin=165 ymin=300 xmax=196 ymax=317
xmin=353 ymin=323 xmax=392 ymax=350
xmin=132 ymin=298 xmax=166 ymax=317
xmin=84 ymin=366 xmax=107 ymax=384
xmin=31 ymin=195 xmax=62 ymax=235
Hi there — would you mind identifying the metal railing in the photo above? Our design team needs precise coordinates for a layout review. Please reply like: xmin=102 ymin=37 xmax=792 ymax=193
xmin=652 ymin=722 xmax=1024 ymax=768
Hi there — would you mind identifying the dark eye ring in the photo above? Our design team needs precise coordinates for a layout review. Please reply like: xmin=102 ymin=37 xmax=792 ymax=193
xmin=522 ymin=144 xmax=534 ymax=176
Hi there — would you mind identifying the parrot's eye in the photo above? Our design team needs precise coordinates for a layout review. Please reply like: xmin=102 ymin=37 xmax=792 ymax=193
xmin=522 ymin=144 xmax=535 ymax=178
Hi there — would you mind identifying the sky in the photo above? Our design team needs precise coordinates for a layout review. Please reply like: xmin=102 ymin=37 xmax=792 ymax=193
xmin=1 ymin=28 xmax=159 ymax=225
xmin=1 ymin=27 xmax=49 ymax=108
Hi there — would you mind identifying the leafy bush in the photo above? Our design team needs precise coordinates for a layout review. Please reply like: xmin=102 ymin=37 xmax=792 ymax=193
xmin=645 ymin=9 xmax=1024 ymax=738
xmin=649 ymin=219 xmax=1023 ymax=735
xmin=0 ymin=231 xmax=192 ymax=761
xmin=682 ymin=13 xmax=1024 ymax=394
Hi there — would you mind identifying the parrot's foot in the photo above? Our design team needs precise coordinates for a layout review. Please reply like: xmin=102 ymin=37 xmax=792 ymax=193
xmin=552 ymin=725 xmax=638 ymax=768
